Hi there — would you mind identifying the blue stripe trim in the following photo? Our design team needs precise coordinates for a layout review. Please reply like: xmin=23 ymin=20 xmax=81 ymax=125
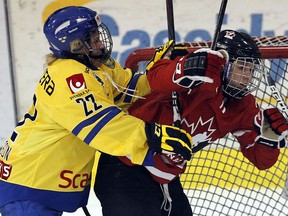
xmin=0 ymin=180 xmax=90 ymax=212
xmin=142 ymin=149 xmax=155 ymax=166
xmin=114 ymin=92 xmax=124 ymax=102
xmin=72 ymin=107 xmax=118 ymax=136
xmin=84 ymin=108 xmax=122 ymax=144
xmin=124 ymin=73 xmax=142 ymax=103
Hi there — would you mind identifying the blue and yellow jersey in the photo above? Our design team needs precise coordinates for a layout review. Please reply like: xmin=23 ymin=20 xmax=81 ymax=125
xmin=0 ymin=58 xmax=151 ymax=212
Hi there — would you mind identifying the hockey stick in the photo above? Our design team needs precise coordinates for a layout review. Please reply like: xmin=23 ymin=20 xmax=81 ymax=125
xmin=264 ymin=72 xmax=288 ymax=119
xmin=166 ymin=0 xmax=175 ymax=42
xmin=167 ymin=0 xmax=228 ymax=127
xmin=263 ymin=70 xmax=288 ymax=141
xmin=165 ymin=0 xmax=229 ymax=154
xmin=165 ymin=0 xmax=182 ymax=128
xmin=263 ymin=71 xmax=288 ymax=199
xmin=211 ymin=0 xmax=228 ymax=50
xmin=166 ymin=0 xmax=228 ymax=130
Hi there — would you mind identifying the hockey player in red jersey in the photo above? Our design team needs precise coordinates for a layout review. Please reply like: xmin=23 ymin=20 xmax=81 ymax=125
xmin=94 ymin=30 xmax=288 ymax=216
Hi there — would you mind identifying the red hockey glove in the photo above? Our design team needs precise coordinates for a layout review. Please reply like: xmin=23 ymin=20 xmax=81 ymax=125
xmin=172 ymin=48 xmax=227 ymax=89
xmin=145 ymin=122 xmax=192 ymax=160
xmin=264 ymin=108 xmax=288 ymax=135
xmin=254 ymin=108 xmax=288 ymax=148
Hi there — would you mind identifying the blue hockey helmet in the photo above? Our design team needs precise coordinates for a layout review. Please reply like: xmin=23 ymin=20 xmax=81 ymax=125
xmin=216 ymin=29 xmax=264 ymax=99
xmin=43 ymin=6 xmax=113 ymax=62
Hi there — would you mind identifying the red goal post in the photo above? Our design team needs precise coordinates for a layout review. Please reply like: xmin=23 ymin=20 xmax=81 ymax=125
xmin=125 ymin=36 xmax=288 ymax=70
xmin=124 ymin=36 xmax=288 ymax=216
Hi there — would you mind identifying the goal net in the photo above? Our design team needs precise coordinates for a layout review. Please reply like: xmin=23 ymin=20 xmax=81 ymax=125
xmin=125 ymin=36 xmax=288 ymax=216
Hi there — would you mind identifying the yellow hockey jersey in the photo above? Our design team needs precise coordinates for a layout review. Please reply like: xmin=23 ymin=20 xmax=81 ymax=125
xmin=0 ymin=58 xmax=151 ymax=212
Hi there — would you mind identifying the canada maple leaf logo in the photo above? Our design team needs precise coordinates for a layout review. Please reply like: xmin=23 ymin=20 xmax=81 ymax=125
xmin=182 ymin=116 xmax=216 ymax=145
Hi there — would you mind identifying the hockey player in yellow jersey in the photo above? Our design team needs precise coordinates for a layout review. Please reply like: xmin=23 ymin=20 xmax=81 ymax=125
xmin=0 ymin=6 xmax=192 ymax=216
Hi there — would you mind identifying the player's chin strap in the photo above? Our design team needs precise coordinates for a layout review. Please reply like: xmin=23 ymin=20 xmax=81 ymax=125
xmin=160 ymin=183 xmax=172 ymax=216
xmin=103 ymin=71 xmax=145 ymax=99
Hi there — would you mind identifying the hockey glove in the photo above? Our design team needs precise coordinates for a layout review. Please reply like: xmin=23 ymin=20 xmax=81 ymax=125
xmin=145 ymin=153 xmax=187 ymax=184
xmin=254 ymin=108 xmax=288 ymax=148
xmin=264 ymin=108 xmax=288 ymax=135
xmin=146 ymin=40 xmax=174 ymax=72
xmin=172 ymin=48 xmax=228 ymax=89
xmin=145 ymin=122 xmax=192 ymax=160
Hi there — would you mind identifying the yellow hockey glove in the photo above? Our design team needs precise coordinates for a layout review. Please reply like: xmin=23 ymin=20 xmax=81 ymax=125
xmin=145 ymin=122 xmax=192 ymax=160
xmin=146 ymin=40 xmax=174 ymax=72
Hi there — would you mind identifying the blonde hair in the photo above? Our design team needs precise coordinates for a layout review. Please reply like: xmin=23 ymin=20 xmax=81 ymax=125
xmin=45 ymin=53 xmax=58 ymax=66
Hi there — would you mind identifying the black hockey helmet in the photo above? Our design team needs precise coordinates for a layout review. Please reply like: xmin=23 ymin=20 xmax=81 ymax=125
xmin=216 ymin=29 xmax=264 ymax=99
xmin=216 ymin=29 xmax=261 ymax=61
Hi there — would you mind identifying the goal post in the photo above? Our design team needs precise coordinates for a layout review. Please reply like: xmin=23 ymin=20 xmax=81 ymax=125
xmin=124 ymin=36 xmax=288 ymax=216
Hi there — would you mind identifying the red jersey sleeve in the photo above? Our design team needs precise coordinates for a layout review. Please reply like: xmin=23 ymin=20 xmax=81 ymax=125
xmin=147 ymin=57 xmax=223 ymax=95
xmin=231 ymin=95 xmax=280 ymax=170
xmin=236 ymin=131 xmax=280 ymax=170
xmin=147 ymin=59 xmax=186 ymax=93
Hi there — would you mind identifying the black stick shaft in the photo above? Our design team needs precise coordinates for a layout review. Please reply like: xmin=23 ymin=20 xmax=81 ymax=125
xmin=166 ymin=0 xmax=181 ymax=127
xmin=166 ymin=0 xmax=175 ymax=41
xmin=211 ymin=0 xmax=228 ymax=50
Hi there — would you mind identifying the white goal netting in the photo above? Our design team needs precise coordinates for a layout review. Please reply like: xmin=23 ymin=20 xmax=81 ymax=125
xmin=125 ymin=36 xmax=288 ymax=216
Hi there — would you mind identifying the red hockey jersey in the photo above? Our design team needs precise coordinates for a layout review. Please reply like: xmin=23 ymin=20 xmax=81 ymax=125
xmin=127 ymin=58 xmax=280 ymax=182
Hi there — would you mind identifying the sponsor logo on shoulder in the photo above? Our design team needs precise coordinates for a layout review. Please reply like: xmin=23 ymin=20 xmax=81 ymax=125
xmin=66 ymin=74 xmax=87 ymax=94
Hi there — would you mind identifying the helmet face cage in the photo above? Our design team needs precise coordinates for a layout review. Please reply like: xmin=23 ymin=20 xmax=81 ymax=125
xmin=98 ymin=24 xmax=113 ymax=58
xmin=223 ymin=57 xmax=264 ymax=99
xmin=70 ymin=22 xmax=113 ymax=62
xmin=85 ymin=23 xmax=113 ymax=61
xmin=216 ymin=29 xmax=264 ymax=99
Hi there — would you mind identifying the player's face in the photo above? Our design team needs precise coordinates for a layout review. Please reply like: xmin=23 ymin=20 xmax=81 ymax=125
xmin=88 ymin=28 xmax=106 ymax=56
xmin=69 ymin=28 xmax=105 ymax=57
xmin=227 ymin=59 xmax=255 ymax=89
